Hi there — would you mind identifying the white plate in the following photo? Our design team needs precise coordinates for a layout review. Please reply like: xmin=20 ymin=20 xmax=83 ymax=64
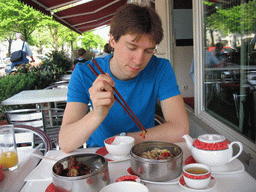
xmin=185 ymin=155 xmax=245 ymax=175
xmin=95 ymin=147 xmax=130 ymax=163
xmin=179 ymin=176 xmax=216 ymax=191
xmin=127 ymin=167 xmax=180 ymax=185
xmin=210 ymin=159 xmax=245 ymax=174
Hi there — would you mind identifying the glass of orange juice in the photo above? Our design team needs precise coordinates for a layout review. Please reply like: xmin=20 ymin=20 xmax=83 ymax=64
xmin=0 ymin=125 xmax=18 ymax=171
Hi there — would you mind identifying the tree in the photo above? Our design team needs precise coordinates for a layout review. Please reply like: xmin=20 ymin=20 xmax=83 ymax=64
xmin=0 ymin=0 xmax=48 ymax=56
xmin=206 ymin=1 xmax=256 ymax=47
xmin=81 ymin=31 xmax=106 ymax=51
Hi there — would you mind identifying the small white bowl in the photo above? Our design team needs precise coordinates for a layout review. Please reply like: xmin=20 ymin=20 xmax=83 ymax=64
xmin=104 ymin=136 xmax=135 ymax=157
xmin=100 ymin=181 xmax=148 ymax=192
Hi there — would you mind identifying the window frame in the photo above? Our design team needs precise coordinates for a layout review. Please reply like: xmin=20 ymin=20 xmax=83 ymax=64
xmin=193 ymin=0 xmax=256 ymax=159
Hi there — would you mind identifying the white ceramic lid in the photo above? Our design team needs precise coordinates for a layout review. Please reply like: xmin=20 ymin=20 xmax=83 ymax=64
xmin=197 ymin=134 xmax=226 ymax=143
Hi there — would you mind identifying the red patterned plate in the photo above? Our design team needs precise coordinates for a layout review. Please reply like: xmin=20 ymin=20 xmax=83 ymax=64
xmin=179 ymin=176 xmax=216 ymax=191
xmin=95 ymin=147 xmax=130 ymax=163
xmin=127 ymin=167 xmax=180 ymax=185
xmin=45 ymin=183 xmax=55 ymax=192
xmin=185 ymin=155 xmax=197 ymax=165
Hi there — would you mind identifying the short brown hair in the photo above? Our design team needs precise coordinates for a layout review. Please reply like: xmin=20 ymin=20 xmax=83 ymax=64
xmin=110 ymin=4 xmax=163 ymax=45
xmin=104 ymin=43 xmax=112 ymax=53
xmin=78 ymin=48 xmax=86 ymax=57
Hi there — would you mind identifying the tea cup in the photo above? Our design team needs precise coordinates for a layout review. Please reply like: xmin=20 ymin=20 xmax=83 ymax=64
xmin=183 ymin=163 xmax=211 ymax=189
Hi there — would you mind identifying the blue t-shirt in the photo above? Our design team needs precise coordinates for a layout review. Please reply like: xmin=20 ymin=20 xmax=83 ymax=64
xmin=67 ymin=55 xmax=180 ymax=147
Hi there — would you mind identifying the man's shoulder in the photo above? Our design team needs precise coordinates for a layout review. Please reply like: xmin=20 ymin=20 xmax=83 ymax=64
xmin=148 ymin=55 xmax=170 ymax=69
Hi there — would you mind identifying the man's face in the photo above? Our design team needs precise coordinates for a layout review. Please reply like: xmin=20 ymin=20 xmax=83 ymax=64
xmin=109 ymin=33 xmax=156 ymax=81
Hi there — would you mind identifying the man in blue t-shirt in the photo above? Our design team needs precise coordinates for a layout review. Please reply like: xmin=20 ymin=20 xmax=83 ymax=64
xmin=59 ymin=4 xmax=189 ymax=152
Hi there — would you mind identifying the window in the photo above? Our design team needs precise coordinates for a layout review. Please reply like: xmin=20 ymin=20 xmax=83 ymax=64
xmin=193 ymin=0 xmax=256 ymax=158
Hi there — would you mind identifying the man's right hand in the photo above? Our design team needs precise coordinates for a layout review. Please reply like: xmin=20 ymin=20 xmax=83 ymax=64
xmin=89 ymin=73 xmax=116 ymax=118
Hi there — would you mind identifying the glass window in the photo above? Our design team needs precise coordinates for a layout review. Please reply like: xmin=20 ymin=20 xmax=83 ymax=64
xmin=202 ymin=0 xmax=256 ymax=143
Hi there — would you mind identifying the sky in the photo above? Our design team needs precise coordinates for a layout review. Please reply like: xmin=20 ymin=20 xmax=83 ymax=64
xmin=93 ymin=25 xmax=110 ymax=42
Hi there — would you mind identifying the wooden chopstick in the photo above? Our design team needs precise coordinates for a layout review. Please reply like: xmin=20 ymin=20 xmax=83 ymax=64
xmin=88 ymin=60 xmax=147 ymax=135
xmin=88 ymin=64 xmax=143 ymax=132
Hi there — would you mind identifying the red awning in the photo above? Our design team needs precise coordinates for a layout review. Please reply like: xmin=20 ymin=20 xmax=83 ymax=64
xmin=18 ymin=0 xmax=128 ymax=34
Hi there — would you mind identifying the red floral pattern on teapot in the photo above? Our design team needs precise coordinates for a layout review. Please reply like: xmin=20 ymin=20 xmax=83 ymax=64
xmin=193 ymin=134 xmax=230 ymax=150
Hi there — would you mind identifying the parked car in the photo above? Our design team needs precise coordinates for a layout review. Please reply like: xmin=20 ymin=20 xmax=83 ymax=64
xmin=208 ymin=46 xmax=235 ymax=55
xmin=208 ymin=46 xmax=237 ymax=63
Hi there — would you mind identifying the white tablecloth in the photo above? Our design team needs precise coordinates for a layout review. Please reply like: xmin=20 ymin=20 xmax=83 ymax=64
xmin=0 ymin=148 xmax=42 ymax=192
xmin=20 ymin=142 xmax=256 ymax=192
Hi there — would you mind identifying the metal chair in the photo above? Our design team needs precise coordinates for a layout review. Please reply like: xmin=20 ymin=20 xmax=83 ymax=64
xmin=13 ymin=124 xmax=53 ymax=153
xmin=4 ymin=108 xmax=64 ymax=150
xmin=44 ymin=81 xmax=69 ymax=109
xmin=154 ymin=114 xmax=165 ymax=125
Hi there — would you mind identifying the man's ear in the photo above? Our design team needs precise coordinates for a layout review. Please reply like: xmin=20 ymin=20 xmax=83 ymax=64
xmin=109 ymin=34 xmax=115 ymax=48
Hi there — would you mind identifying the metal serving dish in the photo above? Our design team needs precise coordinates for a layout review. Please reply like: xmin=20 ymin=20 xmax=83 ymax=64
xmin=52 ymin=153 xmax=109 ymax=192
xmin=130 ymin=141 xmax=183 ymax=182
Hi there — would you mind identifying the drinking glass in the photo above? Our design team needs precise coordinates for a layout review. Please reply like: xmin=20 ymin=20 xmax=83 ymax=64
xmin=0 ymin=125 xmax=19 ymax=171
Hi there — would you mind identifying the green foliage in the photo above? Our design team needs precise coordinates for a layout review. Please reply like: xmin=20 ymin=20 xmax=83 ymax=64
xmin=81 ymin=31 xmax=107 ymax=50
xmin=44 ymin=50 xmax=72 ymax=72
xmin=0 ymin=0 xmax=48 ymax=41
xmin=0 ymin=73 xmax=38 ymax=112
xmin=84 ymin=52 xmax=96 ymax=61
xmin=206 ymin=1 xmax=256 ymax=35
xmin=0 ymin=50 xmax=71 ymax=113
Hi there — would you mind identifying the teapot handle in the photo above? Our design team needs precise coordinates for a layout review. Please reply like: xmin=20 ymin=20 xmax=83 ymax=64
xmin=228 ymin=141 xmax=243 ymax=163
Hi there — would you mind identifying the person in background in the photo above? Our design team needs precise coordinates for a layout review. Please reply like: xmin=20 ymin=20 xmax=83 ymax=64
xmin=11 ymin=33 xmax=35 ymax=69
xmin=72 ymin=48 xmax=87 ymax=71
xmin=190 ymin=50 xmax=219 ymax=82
xmin=97 ymin=43 xmax=113 ymax=58
xmin=59 ymin=3 xmax=189 ymax=153
xmin=213 ymin=43 xmax=227 ymax=65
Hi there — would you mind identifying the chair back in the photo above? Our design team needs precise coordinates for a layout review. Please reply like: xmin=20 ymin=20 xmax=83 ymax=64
xmin=44 ymin=81 xmax=68 ymax=109
xmin=154 ymin=114 xmax=165 ymax=125
xmin=4 ymin=108 xmax=64 ymax=150
xmin=4 ymin=108 xmax=44 ymax=129
xmin=15 ymin=125 xmax=53 ymax=152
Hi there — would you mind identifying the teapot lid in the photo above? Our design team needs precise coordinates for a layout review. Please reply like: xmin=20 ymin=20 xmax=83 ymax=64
xmin=198 ymin=134 xmax=225 ymax=143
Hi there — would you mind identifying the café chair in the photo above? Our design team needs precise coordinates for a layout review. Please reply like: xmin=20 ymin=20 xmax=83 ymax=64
xmin=13 ymin=124 xmax=53 ymax=153
xmin=4 ymin=108 xmax=64 ymax=150
xmin=154 ymin=114 xmax=165 ymax=125
xmin=44 ymin=81 xmax=69 ymax=109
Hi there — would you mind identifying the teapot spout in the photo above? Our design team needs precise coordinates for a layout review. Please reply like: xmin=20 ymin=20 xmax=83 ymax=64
xmin=182 ymin=134 xmax=193 ymax=150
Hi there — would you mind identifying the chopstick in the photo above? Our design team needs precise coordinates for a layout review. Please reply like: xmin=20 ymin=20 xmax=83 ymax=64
xmin=88 ymin=59 xmax=147 ymax=137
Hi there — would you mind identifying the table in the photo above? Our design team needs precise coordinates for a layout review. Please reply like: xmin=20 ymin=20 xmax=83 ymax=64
xmin=1 ymin=88 xmax=68 ymax=106
xmin=1 ymin=88 xmax=68 ymax=126
xmin=21 ymin=142 xmax=256 ymax=192
xmin=0 ymin=148 xmax=42 ymax=192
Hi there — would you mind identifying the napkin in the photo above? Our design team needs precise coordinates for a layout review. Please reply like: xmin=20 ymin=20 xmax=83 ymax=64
xmin=24 ymin=150 xmax=67 ymax=181
xmin=0 ymin=148 xmax=42 ymax=192
xmin=24 ymin=156 xmax=56 ymax=181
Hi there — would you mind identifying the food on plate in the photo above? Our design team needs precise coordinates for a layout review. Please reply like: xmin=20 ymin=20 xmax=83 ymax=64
xmin=53 ymin=156 xmax=92 ymax=177
xmin=141 ymin=148 xmax=174 ymax=160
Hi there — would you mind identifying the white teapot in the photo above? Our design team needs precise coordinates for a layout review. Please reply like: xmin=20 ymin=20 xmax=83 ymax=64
xmin=183 ymin=134 xmax=243 ymax=167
